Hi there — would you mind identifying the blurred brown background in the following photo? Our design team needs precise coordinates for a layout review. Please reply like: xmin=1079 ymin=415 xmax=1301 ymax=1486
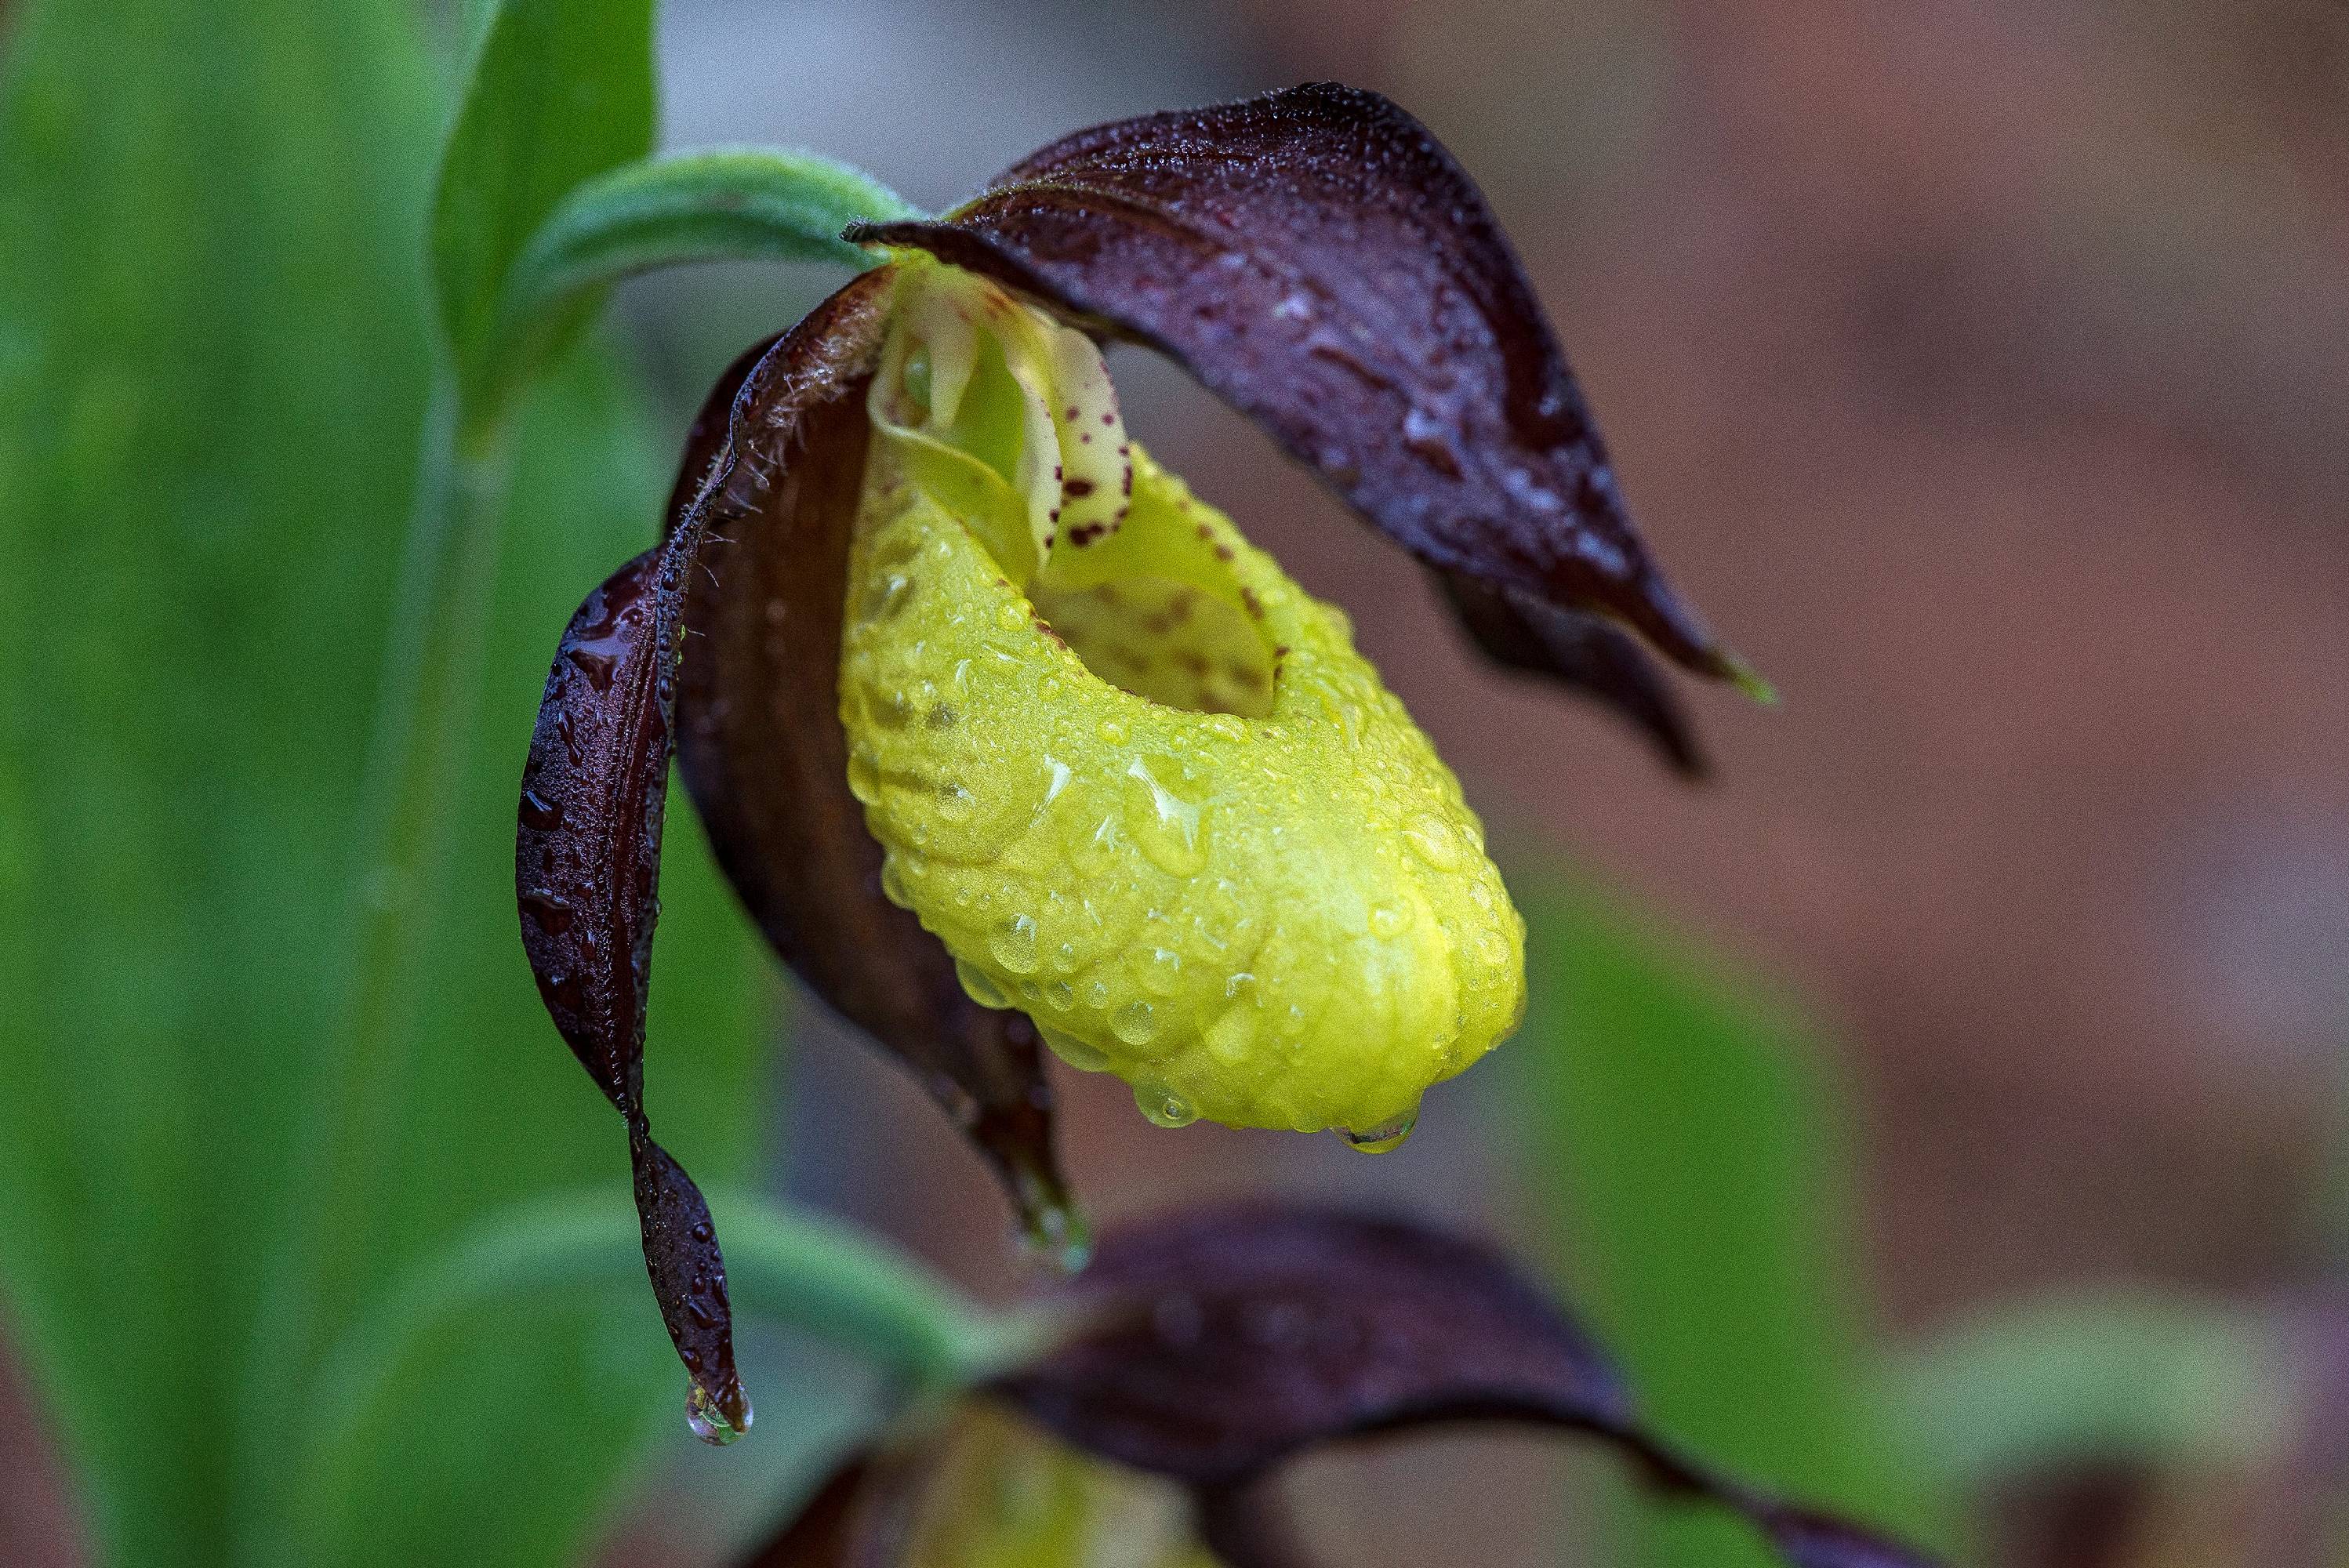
xmin=12 ymin=0 xmax=2349 ymax=1562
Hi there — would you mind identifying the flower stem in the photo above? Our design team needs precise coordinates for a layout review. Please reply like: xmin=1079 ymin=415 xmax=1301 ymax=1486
xmin=235 ymin=374 xmax=514 ymax=1563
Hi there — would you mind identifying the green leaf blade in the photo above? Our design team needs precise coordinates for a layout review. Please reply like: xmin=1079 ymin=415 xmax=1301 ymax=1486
xmin=0 ymin=0 xmax=442 ymax=1559
xmin=1505 ymin=881 xmax=1955 ymax=1567
xmin=1887 ymin=1291 xmax=2292 ymax=1490
xmin=428 ymin=0 xmax=656 ymax=412
xmin=292 ymin=1189 xmax=1004 ymax=1566
xmin=0 ymin=0 xmax=767 ymax=1562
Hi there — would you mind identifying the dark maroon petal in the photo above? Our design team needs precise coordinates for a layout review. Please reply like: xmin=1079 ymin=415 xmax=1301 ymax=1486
xmin=1434 ymin=568 xmax=1707 ymax=778
xmin=630 ymin=1130 xmax=746 ymax=1439
xmin=516 ymin=487 xmax=744 ymax=1430
xmin=665 ymin=270 xmax=1080 ymax=1260
xmin=993 ymin=1207 xmax=1941 ymax=1568
xmin=992 ymin=1206 xmax=1630 ymax=1483
xmin=849 ymin=82 xmax=1745 ymax=691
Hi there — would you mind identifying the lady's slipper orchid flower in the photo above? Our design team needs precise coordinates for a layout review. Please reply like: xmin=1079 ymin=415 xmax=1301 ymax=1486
xmin=516 ymin=84 xmax=1762 ymax=1439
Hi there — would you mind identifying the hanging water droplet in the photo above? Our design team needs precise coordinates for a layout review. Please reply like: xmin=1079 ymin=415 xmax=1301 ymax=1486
xmin=1111 ymin=999 xmax=1160 ymax=1046
xmin=955 ymin=958 xmax=1009 ymax=1009
xmin=990 ymin=913 xmax=1040 ymax=974
xmin=1039 ymin=1022 xmax=1110 ymax=1071
xmin=684 ymin=1381 xmax=752 ymax=1445
xmin=879 ymin=855 xmax=914 ymax=909
xmin=1133 ymin=1080 xmax=1196 ymax=1127
xmin=1341 ymin=1111 xmax=1418 ymax=1155
xmin=845 ymin=751 xmax=881 ymax=804
xmin=1018 ymin=1191 xmax=1094 ymax=1276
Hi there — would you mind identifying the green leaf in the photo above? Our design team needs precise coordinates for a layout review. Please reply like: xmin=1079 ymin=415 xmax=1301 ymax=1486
xmin=0 ymin=2 xmax=760 ymax=1564
xmin=291 ymin=1189 xmax=1008 ymax=1564
xmin=0 ymin=2 xmax=442 ymax=1561
xmin=475 ymin=147 xmax=913 ymax=416
xmin=429 ymin=0 xmax=655 ymax=422
xmin=1503 ymin=880 xmax=1953 ymax=1567
xmin=1886 ymin=1291 xmax=2291 ymax=1488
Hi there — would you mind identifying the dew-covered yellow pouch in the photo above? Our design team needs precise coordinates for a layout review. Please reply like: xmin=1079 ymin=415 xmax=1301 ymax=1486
xmin=840 ymin=256 xmax=1525 ymax=1143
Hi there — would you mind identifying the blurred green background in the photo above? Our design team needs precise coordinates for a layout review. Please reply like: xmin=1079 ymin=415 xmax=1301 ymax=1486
xmin=4 ymin=0 xmax=2345 ymax=1563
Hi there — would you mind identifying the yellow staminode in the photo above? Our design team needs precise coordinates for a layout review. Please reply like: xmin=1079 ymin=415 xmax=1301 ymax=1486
xmin=840 ymin=256 xmax=1525 ymax=1143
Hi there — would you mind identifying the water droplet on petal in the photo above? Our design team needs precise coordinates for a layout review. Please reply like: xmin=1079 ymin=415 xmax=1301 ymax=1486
xmin=1142 ymin=946 xmax=1183 ymax=996
xmin=684 ymin=1381 xmax=751 ymax=1445
xmin=846 ymin=751 xmax=880 ymax=804
xmin=990 ymin=913 xmax=1040 ymax=974
xmin=1039 ymin=1022 xmax=1109 ymax=1071
xmin=1403 ymin=812 xmax=1463 ymax=870
xmin=1111 ymin=999 xmax=1160 ymax=1046
xmin=1133 ymin=1080 xmax=1196 ymax=1127
xmin=1124 ymin=757 xmax=1206 ymax=876
xmin=1204 ymin=1004 xmax=1255 ymax=1063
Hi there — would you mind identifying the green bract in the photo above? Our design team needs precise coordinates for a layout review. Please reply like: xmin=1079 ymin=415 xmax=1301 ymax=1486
xmin=842 ymin=259 xmax=1525 ymax=1141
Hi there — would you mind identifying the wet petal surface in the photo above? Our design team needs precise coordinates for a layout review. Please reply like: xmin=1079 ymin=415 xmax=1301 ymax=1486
xmin=840 ymin=272 xmax=1525 ymax=1138
xmin=666 ymin=268 xmax=1082 ymax=1258
xmin=852 ymin=82 xmax=1756 ymax=695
